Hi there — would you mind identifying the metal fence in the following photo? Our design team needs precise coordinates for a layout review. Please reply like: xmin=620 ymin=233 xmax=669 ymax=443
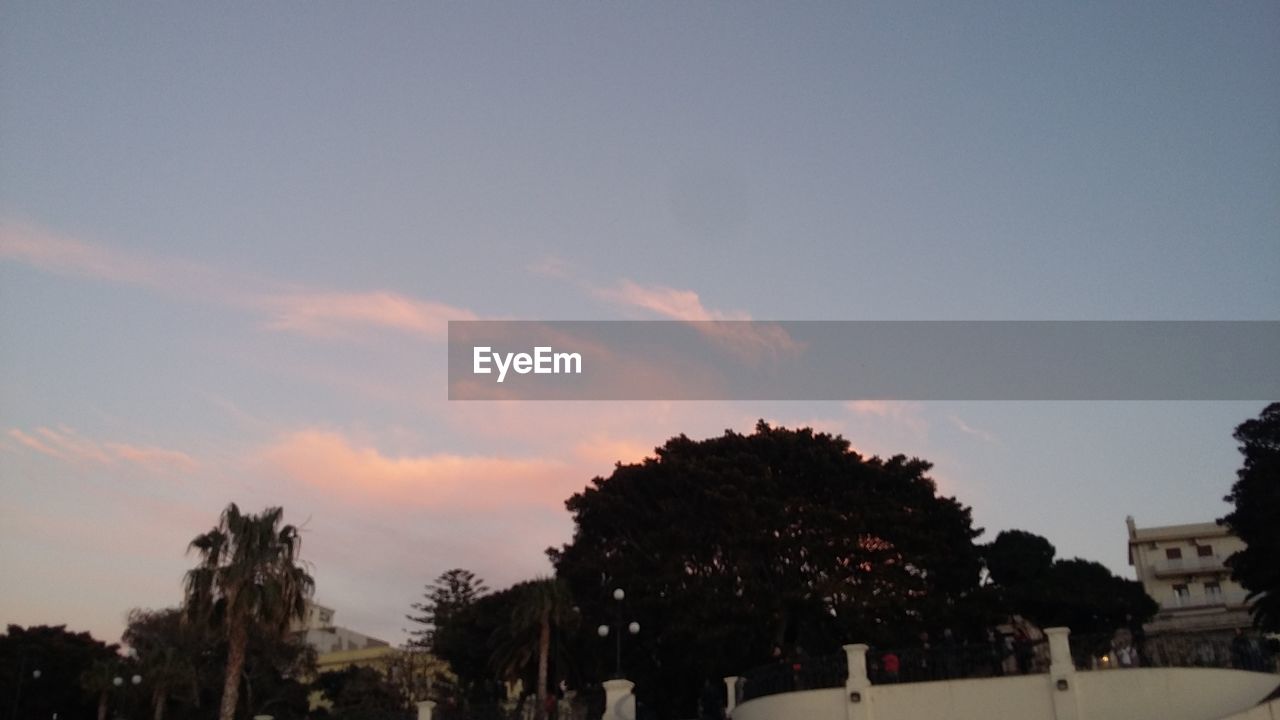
xmin=738 ymin=652 xmax=849 ymax=702
xmin=1069 ymin=632 xmax=1277 ymax=673
xmin=866 ymin=638 xmax=1049 ymax=685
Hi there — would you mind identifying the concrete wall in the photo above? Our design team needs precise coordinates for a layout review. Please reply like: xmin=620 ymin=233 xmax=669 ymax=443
xmin=731 ymin=687 xmax=845 ymax=720
xmin=1219 ymin=699 xmax=1280 ymax=720
xmin=868 ymin=673 xmax=1054 ymax=720
xmin=732 ymin=671 xmax=1277 ymax=720
xmin=730 ymin=638 xmax=1279 ymax=720
xmin=1074 ymin=668 xmax=1278 ymax=720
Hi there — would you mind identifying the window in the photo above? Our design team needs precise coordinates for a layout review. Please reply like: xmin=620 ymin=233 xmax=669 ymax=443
xmin=1172 ymin=584 xmax=1191 ymax=606
xmin=1197 ymin=545 xmax=1213 ymax=557
xmin=1204 ymin=582 xmax=1223 ymax=604
xmin=1165 ymin=547 xmax=1182 ymax=559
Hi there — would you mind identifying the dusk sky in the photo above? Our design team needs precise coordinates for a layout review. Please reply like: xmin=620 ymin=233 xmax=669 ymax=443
xmin=2 ymin=2 xmax=1277 ymax=647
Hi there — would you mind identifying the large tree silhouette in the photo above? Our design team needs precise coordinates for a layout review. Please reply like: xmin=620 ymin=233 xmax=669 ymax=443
xmin=550 ymin=422 xmax=984 ymax=716
xmin=1220 ymin=402 xmax=1280 ymax=631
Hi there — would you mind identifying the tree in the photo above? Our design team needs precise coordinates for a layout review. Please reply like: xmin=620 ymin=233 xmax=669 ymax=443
xmin=1220 ymin=402 xmax=1280 ymax=632
xmin=312 ymin=665 xmax=409 ymax=720
xmin=494 ymin=578 xmax=577 ymax=720
xmin=0 ymin=624 xmax=118 ymax=720
xmin=407 ymin=569 xmax=489 ymax=650
xmin=550 ymin=422 xmax=984 ymax=716
xmin=184 ymin=503 xmax=315 ymax=720
xmin=430 ymin=583 xmax=525 ymax=707
xmin=981 ymin=530 xmax=1156 ymax=636
xmin=982 ymin=530 xmax=1055 ymax=587
xmin=124 ymin=608 xmax=207 ymax=720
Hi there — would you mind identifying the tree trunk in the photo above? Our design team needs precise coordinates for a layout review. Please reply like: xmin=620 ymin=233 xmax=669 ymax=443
xmin=153 ymin=684 xmax=167 ymax=720
xmin=219 ymin=623 xmax=249 ymax=720
xmin=536 ymin=610 xmax=551 ymax=720
xmin=98 ymin=690 xmax=109 ymax=720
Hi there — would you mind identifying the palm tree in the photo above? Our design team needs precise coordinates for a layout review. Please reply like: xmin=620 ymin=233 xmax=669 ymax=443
xmin=184 ymin=503 xmax=314 ymax=720
xmin=495 ymin=578 xmax=577 ymax=720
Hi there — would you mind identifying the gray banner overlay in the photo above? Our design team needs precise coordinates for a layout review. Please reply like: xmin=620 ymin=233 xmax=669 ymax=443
xmin=448 ymin=321 xmax=1280 ymax=401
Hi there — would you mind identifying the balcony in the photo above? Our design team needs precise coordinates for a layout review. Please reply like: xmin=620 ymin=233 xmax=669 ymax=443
xmin=1163 ymin=589 xmax=1251 ymax=611
xmin=1149 ymin=554 xmax=1227 ymax=578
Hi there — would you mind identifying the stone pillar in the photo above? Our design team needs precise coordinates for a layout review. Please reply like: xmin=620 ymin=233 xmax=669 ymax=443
xmin=843 ymin=643 xmax=872 ymax=720
xmin=723 ymin=676 xmax=739 ymax=715
xmin=416 ymin=699 xmax=437 ymax=720
xmin=602 ymin=678 xmax=636 ymax=720
xmin=1045 ymin=627 xmax=1079 ymax=720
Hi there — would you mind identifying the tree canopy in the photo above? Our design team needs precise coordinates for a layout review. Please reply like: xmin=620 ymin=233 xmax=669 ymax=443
xmin=408 ymin=568 xmax=489 ymax=650
xmin=550 ymin=421 xmax=985 ymax=716
xmin=184 ymin=503 xmax=315 ymax=720
xmin=1220 ymin=402 xmax=1280 ymax=632
xmin=980 ymin=530 xmax=1156 ymax=636
xmin=0 ymin=624 xmax=119 ymax=720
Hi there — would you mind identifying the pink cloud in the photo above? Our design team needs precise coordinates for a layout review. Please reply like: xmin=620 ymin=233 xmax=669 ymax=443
xmin=104 ymin=443 xmax=199 ymax=472
xmin=259 ymin=291 xmax=477 ymax=340
xmin=7 ymin=425 xmax=197 ymax=472
xmin=1 ymin=221 xmax=479 ymax=341
xmin=8 ymin=428 xmax=68 ymax=460
xmin=572 ymin=436 xmax=656 ymax=473
xmin=845 ymin=401 xmax=929 ymax=436
xmin=259 ymin=430 xmax=573 ymax=511
xmin=948 ymin=415 xmax=999 ymax=444
xmin=591 ymin=279 xmax=804 ymax=364
xmin=594 ymin=279 xmax=746 ymax=322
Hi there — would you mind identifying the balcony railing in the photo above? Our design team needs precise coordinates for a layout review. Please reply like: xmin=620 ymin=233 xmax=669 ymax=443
xmin=1164 ymin=589 xmax=1251 ymax=611
xmin=1149 ymin=554 xmax=1227 ymax=577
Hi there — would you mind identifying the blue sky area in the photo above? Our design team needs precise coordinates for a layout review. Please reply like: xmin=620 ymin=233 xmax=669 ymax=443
xmin=2 ymin=2 xmax=1277 ymax=645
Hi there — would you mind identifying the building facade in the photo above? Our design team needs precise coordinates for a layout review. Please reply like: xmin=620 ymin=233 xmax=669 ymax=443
xmin=1125 ymin=516 xmax=1252 ymax=635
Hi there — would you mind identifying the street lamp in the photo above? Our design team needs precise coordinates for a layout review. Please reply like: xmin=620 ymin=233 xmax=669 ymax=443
xmin=597 ymin=587 xmax=640 ymax=678
xmin=8 ymin=658 xmax=42 ymax=720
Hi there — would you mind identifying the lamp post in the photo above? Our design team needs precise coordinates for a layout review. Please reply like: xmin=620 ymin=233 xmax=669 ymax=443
xmin=596 ymin=588 xmax=640 ymax=679
xmin=109 ymin=668 xmax=142 ymax=720
xmin=8 ymin=658 xmax=41 ymax=720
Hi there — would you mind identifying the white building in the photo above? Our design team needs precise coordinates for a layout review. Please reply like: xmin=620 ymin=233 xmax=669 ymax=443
xmin=1125 ymin=516 xmax=1252 ymax=636
xmin=292 ymin=600 xmax=391 ymax=654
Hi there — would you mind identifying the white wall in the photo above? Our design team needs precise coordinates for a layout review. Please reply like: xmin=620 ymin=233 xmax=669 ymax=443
xmin=1218 ymin=699 xmax=1280 ymax=720
xmin=730 ymin=669 xmax=1279 ymax=720
xmin=868 ymin=674 xmax=1053 ymax=720
xmin=1074 ymin=668 xmax=1278 ymax=720
xmin=731 ymin=687 xmax=845 ymax=720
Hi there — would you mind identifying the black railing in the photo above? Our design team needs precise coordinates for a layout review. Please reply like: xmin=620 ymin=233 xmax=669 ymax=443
xmin=1070 ymin=632 xmax=1277 ymax=673
xmin=738 ymin=652 xmax=848 ymax=702
xmin=867 ymin=638 xmax=1049 ymax=685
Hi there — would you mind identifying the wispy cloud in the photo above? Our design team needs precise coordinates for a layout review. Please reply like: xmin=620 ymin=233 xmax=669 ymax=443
xmin=593 ymin=279 xmax=747 ymax=322
xmin=259 ymin=430 xmax=572 ymax=511
xmin=1 ymin=221 xmax=478 ymax=341
xmin=591 ymin=279 xmax=804 ymax=364
xmin=7 ymin=426 xmax=197 ymax=472
xmin=949 ymin=415 xmax=999 ymax=444
xmin=845 ymin=401 xmax=929 ymax=437
xmin=259 ymin=292 xmax=477 ymax=340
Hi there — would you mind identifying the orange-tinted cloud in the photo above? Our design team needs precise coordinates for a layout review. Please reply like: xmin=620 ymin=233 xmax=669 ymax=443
xmin=7 ymin=426 xmax=197 ymax=472
xmin=259 ymin=430 xmax=574 ymax=511
xmin=1 ymin=221 xmax=479 ymax=341
xmin=259 ymin=291 xmax=477 ymax=340
xmin=594 ymin=279 xmax=746 ymax=322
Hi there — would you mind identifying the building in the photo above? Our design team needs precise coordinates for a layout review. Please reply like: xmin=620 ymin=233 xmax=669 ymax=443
xmin=293 ymin=600 xmax=454 ymax=709
xmin=1126 ymin=516 xmax=1252 ymax=636
xmin=292 ymin=600 xmax=393 ymax=655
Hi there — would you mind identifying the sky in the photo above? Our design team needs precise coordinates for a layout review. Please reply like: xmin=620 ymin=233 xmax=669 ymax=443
xmin=1 ymin=2 xmax=1277 ymax=648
